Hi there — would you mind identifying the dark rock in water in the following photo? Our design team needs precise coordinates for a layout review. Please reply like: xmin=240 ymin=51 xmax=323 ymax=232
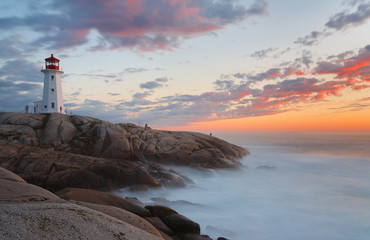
xmin=145 ymin=205 xmax=178 ymax=219
xmin=125 ymin=196 xmax=145 ymax=207
xmin=162 ymin=213 xmax=201 ymax=236
xmin=129 ymin=184 xmax=149 ymax=192
xmin=148 ymin=164 xmax=190 ymax=187
xmin=257 ymin=165 xmax=276 ymax=170
xmin=56 ymin=187 xmax=151 ymax=217
xmin=182 ymin=234 xmax=213 ymax=240
xmin=151 ymin=197 xmax=205 ymax=208
xmin=145 ymin=217 xmax=176 ymax=237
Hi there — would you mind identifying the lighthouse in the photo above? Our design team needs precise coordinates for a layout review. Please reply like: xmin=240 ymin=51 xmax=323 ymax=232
xmin=34 ymin=54 xmax=65 ymax=114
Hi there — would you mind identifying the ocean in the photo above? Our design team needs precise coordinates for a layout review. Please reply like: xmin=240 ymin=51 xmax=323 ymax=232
xmin=115 ymin=131 xmax=370 ymax=240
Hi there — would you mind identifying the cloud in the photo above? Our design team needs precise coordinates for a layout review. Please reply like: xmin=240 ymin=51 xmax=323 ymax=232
xmin=295 ymin=50 xmax=313 ymax=68
xmin=0 ymin=0 xmax=268 ymax=51
xmin=0 ymin=58 xmax=45 ymax=112
xmin=155 ymin=77 xmax=168 ymax=82
xmin=140 ymin=81 xmax=163 ymax=89
xmin=200 ymin=0 xmax=268 ymax=25
xmin=0 ymin=59 xmax=41 ymax=82
xmin=250 ymin=47 xmax=276 ymax=58
xmin=214 ymin=80 xmax=236 ymax=91
xmin=296 ymin=2 xmax=370 ymax=47
xmin=119 ymin=45 xmax=369 ymax=125
xmin=232 ymin=65 xmax=305 ymax=82
xmin=325 ymin=2 xmax=370 ymax=30
xmin=63 ymin=44 xmax=369 ymax=127
xmin=328 ymin=102 xmax=370 ymax=112
xmin=133 ymin=92 xmax=152 ymax=100
xmin=0 ymin=79 xmax=42 ymax=112
xmin=0 ymin=35 xmax=24 ymax=59
xmin=295 ymin=31 xmax=332 ymax=46
xmin=116 ymin=91 xmax=155 ymax=108
xmin=315 ymin=45 xmax=370 ymax=81
xmin=123 ymin=67 xmax=148 ymax=74
xmin=327 ymin=50 xmax=355 ymax=60
xmin=358 ymin=97 xmax=370 ymax=102
xmin=139 ymin=76 xmax=169 ymax=89
xmin=108 ymin=92 xmax=120 ymax=96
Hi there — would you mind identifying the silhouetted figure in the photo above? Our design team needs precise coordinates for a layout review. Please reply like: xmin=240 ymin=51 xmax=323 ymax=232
xmin=25 ymin=105 xmax=29 ymax=114
xmin=210 ymin=133 xmax=212 ymax=136
xmin=33 ymin=105 xmax=36 ymax=114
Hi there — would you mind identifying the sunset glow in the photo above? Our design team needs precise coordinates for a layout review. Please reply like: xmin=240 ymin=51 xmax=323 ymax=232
xmin=0 ymin=0 xmax=369 ymax=131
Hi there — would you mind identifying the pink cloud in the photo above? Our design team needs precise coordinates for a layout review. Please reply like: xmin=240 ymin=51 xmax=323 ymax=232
xmin=315 ymin=45 xmax=370 ymax=81
xmin=1 ymin=0 xmax=267 ymax=51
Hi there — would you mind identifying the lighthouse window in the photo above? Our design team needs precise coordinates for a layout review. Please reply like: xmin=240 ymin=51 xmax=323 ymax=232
xmin=51 ymin=88 xmax=54 ymax=92
xmin=51 ymin=102 xmax=55 ymax=108
xmin=51 ymin=75 xmax=54 ymax=80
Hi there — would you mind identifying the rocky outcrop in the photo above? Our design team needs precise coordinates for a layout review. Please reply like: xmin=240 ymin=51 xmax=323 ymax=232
xmin=0 ymin=112 xmax=247 ymax=240
xmin=0 ymin=112 xmax=247 ymax=191
xmin=0 ymin=112 xmax=247 ymax=169
xmin=0 ymin=140 xmax=190 ymax=191
xmin=55 ymin=187 xmax=215 ymax=240
xmin=74 ymin=201 xmax=163 ymax=238
xmin=1 ymin=203 xmax=164 ymax=240
xmin=56 ymin=188 xmax=152 ymax=217
xmin=0 ymin=167 xmax=26 ymax=183
xmin=0 ymin=167 xmax=164 ymax=240
xmin=0 ymin=168 xmax=221 ymax=240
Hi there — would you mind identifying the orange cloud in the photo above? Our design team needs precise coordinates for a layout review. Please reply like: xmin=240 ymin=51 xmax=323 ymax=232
xmin=316 ymin=45 xmax=370 ymax=81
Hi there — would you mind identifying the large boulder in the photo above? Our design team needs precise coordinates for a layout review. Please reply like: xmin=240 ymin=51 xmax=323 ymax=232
xmin=145 ymin=205 xmax=178 ymax=219
xmin=144 ymin=217 xmax=176 ymax=237
xmin=76 ymin=201 xmax=163 ymax=238
xmin=0 ymin=202 xmax=164 ymax=240
xmin=0 ymin=140 xmax=161 ymax=191
xmin=0 ymin=168 xmax=164 ymax=240
xmin=43 ymin=113 xmax=77 ymax=147
xmin=0 ymin=179 xmax=60 ymax=203
xmin=56 ymin=188 xmax=151 ymax=217
xmin=162 ymin=214 xmax=201 ymax=236
xmin=0 ymin=112 xmax=44 ymax=128
xmin=0 ymin=167 xmax=26 ymax=183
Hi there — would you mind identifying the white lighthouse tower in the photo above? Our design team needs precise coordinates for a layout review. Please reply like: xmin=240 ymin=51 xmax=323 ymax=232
xmin=34 ymin=54 xmax=65 ymax=114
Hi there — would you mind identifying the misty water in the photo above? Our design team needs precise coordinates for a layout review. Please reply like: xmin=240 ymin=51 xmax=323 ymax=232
xmin=115 ymin=132 xmax=370 ymax=240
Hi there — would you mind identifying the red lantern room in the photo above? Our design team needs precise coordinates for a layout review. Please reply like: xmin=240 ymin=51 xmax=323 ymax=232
xmin=45 ymin=54 xmax=60 ymax=70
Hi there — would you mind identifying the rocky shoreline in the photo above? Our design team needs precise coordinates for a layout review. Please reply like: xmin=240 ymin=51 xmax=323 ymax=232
xmin=0 ymin=112 xmax=248 ymax=239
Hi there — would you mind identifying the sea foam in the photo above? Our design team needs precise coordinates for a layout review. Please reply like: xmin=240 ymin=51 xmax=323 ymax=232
xmin=116 ymin=132 xmax=370 ymax=240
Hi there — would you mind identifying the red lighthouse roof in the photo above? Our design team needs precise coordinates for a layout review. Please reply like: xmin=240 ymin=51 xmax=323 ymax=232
xmin=45 ymin=54 xmax=60 ymax=62
xmin=45 ymin=54 xmax=60 ymax=70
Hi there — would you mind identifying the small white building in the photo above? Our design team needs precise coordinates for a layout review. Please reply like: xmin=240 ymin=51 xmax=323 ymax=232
xmin=34 ymin=54 xmax=65 ymax=114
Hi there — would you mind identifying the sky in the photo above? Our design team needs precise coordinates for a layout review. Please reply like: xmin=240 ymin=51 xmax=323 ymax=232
xmin=0 ymin=0 xmax=369 ymax=132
